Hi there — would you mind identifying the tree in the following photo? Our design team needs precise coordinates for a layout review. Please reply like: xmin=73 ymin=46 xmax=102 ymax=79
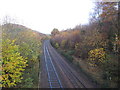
xmin=100 ymin=2 xmax=118 ymax=53
xmin=1 ymin=39 xmax=27 ymax=87
xmin=51 ymin=28 xmax=59 ymax=36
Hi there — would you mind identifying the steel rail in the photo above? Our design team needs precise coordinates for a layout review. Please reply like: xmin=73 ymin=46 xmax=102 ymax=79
xmin=44 ymin=43 xmax=63 ymax=88
xmin=48 ymin=42 xmax=86 ymax=88
xmin=46 ymin=47 xmax=63 ymax=88
xmin=44 ymin=45 xmax=52 ymax=88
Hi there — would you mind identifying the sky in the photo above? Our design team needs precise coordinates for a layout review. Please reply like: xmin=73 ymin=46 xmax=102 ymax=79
xmin=0 ymin=0 xmax=94 ymax=34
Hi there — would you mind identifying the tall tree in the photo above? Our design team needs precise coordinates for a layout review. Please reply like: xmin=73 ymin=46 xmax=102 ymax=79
xmin=51 ymin=28 xmax=59 ymax=37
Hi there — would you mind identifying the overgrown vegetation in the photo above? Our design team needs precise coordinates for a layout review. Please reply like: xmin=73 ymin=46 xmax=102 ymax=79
xmin=51 ymin=2 xmax=119 ymax=88
xmin=0 ymin=23 xmax=46 ymax=88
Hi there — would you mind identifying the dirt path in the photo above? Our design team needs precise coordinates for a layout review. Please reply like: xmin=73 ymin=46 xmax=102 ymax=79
xmin=40 ymin=40 xmax=97 ymax=88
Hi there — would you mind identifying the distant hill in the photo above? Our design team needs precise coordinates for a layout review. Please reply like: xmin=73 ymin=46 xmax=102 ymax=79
xmin=2 ymin=23 xmax=47 ymax=40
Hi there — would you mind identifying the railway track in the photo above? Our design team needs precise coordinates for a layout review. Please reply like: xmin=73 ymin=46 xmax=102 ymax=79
xmin=41 ymin=40 xmax=96 ymax=88
xmin=44 ymin=45 xmax=63 ymax=88
xmin=47 ymin=42 xmax=86 ymax=88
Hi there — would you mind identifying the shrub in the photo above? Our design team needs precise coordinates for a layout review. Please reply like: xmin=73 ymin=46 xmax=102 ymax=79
xmin=101 ymin=54 xmax=119 ymax=83
xmin=55 ymin=43 xmax=59 ymax=49
xmin=88 ymin=48 xmax=106 ymax=67
xmin=61 ymin=50 xmax=73 ymax=62
xmin=61 ymin=40 xmax=66 ymax=48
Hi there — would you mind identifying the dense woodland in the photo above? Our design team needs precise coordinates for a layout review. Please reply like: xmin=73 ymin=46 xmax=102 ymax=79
xmin=51 ymin=2 xmax=120 ymax=87
xmin=0 ymin=23 xmax=46 ymax=88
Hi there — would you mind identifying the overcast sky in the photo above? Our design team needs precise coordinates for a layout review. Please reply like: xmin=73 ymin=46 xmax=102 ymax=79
xmin=0 ymin=0 xmax=94 ymax=34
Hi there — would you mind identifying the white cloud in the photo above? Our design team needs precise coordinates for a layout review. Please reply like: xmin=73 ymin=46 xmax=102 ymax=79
xmin=0 ymin=0 xmax=94 ymax=34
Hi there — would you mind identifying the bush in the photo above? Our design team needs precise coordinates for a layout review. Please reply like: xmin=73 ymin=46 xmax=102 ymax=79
xmin=60 ymin=50 xmax=73 ymax=62
xmin=55 ymin=43 xmax=59 ymax=49
xmin=101 ymin=54 xmax=119 ymax=83
xmin=88 ymin=48 xmax=106 ymax=67
xmin=61 ymin=40 xmax=66 ymax=48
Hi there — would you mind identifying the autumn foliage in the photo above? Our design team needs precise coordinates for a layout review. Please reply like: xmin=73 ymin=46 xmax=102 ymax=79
xmin=88 ymin=48 xmax=106 ymax=67
xmin=1 ymin=39 xmax=27 ymax=87
xmin=0 ymin=23 xmax=46 ymax=87
xmin=51 ymin=2 xmax=119 ymax=87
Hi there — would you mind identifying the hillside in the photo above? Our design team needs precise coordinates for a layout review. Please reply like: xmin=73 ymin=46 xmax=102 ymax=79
xmin=1 ymin=23 xmax=46 ymax=88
